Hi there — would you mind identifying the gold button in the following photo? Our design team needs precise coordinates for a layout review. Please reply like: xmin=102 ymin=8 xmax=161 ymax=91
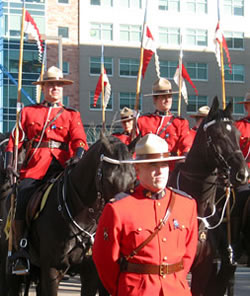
xmin=157 ymin=202 xmax=161 ymax=206
xmin=163 ymin=256 xmax=168 ymax=261
xmin=182 ymin=225 xmax=185 ymax=229
xmin=137 ymin=227 xmax=142 ymax=231
xmin=162 ymin=237 xmax=167 ymax=242
xmin=162 ymin=275 xmax=166 ymax=279
xmin=160 ymin=219 xmax=163 ymax=223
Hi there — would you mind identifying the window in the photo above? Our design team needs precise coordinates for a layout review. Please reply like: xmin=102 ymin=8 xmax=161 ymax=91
xmin=119 ymin=58 xmax=139 ymax=77
xmin=160 ymin=60 xmax=178 ymax=78
xmin=63 ymin=62 xmax=69 ymax=74
xmin=90 ymin=0 xmax=113 ymax=6
xmin=171 ymin=94 xmax=178 ymax=113
xmin=58 ymin=26 xmax=69 ymax=38
xmin=224 ymin=0 xmax=244 ymax=16
xmin=63 ymin=96 xmax=69 ymax=106
xmin=90 ymin=91 xmax=113 ymax=110
xmin=224 ymin=31 xmax=244 ymax=49
xmin=226 ymin=96 xmax=244 ymax=115
xmin=90 ymin=23 xmax=113 ymax=41
xmin=186 ymin=29 xmax=207 ymax=46
xmin=58 ymin=0 xmax=69 ymax=3
xmin=159 ymin=0 xmax=180 ymax=12
xmin=90 ymin=57 xmax=113 ymax=75
xmin=187 ymin=95 xmax=208 ymax=113
xmin=225 ymin=64 xmax=244 ymax=82
xmin=120 ymin=25 xmax=141 ymax=42
xmin=119 ymin=0 xmax=142 ymax=8
xmin=120 ymin=92 xmax=141 ymax=110
xmin=159 ymin=27 xmax=180 ymax=45
xmin=186 ymin=62 xmax=208 ymax=80
xmin=186 ymin=0 xmax=207 ymax=13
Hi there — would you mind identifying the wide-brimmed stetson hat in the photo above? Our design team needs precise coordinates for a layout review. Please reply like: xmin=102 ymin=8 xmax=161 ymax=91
xmin=144 ymin=78 xmax=178 ymax=97
xmin=32 ymin=66 xmax=73 ymax=85
xmin=114 ymin=107 xmax=135 ymax=123
xmin=190 ymin=106 xmax=210 ymax=118
xmin=237 ymin=92 xmax=250 ymax=104
xmin=128 ymin=134 xmax=185 ymax=163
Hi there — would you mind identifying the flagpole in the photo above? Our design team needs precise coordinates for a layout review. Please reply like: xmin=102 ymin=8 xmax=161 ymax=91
xmin=177 ymin=35 xmax=183 ymax=117
xmin=101 ymin=45 xmax=105 ymax=131
xmin=8 ymin=2 xmax=26 ymax=260
xmin=220 ymin=42 xmax=226 ymax=109
xmin=37 ymin=42 xmax=46 ymax=103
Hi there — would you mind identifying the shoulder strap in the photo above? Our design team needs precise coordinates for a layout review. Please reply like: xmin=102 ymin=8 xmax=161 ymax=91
xmin=158 ymin=116 xmax=175 ymax=137
xmin=125 ymin=191 xmax=176 ymax=260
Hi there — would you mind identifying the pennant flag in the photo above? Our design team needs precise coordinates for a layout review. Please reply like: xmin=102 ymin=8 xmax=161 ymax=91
xmin=174 ymin=64 xmax=198 ymax=104
xmin=93 ymin=69 xmax=111 ymax=108
xmin=24 ymin=10 xmax=44 ymax=63
xmin=214 ymin=21 xmax=232 ymax=73
xmin=142 ymin=25 xmax=160 ymax=79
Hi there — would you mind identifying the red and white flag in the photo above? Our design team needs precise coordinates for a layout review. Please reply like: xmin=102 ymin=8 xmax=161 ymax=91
xmin=174 ymin=64 xmax=198 ymax=104
xmin=24 ymin=10 xmax=44 ymax=62
xmin=214 ymin=21 xmax=232 ymax=73
xmin=93 ymin=69 xmax=111 ymax=108
xmin=142 ymin=25 xmax=160 ymax=79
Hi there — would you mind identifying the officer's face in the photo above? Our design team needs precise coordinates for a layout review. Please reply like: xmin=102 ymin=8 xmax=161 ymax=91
xmin=122 ymin=119 xmax=133 ymax=133
xmin=154 ymin=94 xmax=172 ymax=112
xmin=42 ymin=81 xmax=64 ymax=103
xmin=136 ymin=162 xmax=169 ymax=193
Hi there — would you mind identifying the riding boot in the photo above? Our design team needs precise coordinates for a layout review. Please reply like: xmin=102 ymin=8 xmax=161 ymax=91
xmin=11 ymin=219 xmax=30 ymax=275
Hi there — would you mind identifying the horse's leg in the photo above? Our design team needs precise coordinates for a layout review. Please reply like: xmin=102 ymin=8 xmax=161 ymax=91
xmin=80 ymin=256 xmax=99 ymax=296
xmin=40 ymin=265 xmax=60 ymax=296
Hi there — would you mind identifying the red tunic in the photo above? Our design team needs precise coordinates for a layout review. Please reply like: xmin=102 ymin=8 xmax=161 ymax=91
xmin=93 ymin=185 xmax=198 ymax=296
xmin=235 ymin=117 xmax=250 ymax=168
xmin=136 ymin=112 xmax=192 ymax=155
xmin=112 ymin=132 xmax=132 ymax=145
xmin=6 ymin=103 xmax=88 ymax=180
xmin=181 ymin=127 xmax=197 ymax=150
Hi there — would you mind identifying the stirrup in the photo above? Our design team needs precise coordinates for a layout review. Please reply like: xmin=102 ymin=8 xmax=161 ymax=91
xmin=12 ymin=257 xmax=30 ymax=275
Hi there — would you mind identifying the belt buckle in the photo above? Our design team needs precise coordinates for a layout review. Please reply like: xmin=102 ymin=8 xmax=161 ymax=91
xmin=160 ymin=263 xmax=167 ymax=276
xmin=48 ymin=141 xmax=53 ymax=148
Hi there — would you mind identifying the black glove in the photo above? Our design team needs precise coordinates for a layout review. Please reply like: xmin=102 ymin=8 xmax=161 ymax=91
xmin=66 ymin=147 xmax=85 ymax=166
xmin=5 ymin=152 xmax=19 ymax=185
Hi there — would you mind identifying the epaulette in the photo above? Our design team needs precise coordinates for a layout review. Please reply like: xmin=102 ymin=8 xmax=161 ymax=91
xmin=63 ymin=106 xmax=78 ymax=112
xmin=168 ymin=187 xmax=193 ymax=199
xmin=139 ymin=112 xmax=154 ymax=117
xmin=112 ymin=192 xmax=130 ymax=202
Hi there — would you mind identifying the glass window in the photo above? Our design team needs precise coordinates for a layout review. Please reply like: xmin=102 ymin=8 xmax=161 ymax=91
xmin=224 ymin=0 xmax=244 ymax=16
xmin=119 ymin=58 xmax=139 ymax=77
xmin=226 ymin=96 xmax=244 ymax=115
xmin=63 ymin=96 xmax=69 ymax=106
xmin=90 ymin=0 xmax=113 ymax=6
xmin=186 ymin=28 xmax=207 ymax=46
xmin=225 ymin=64 xmax=244 ymax=82
xmin=90 ymin=57 xmax=113 ymax=75
xmin=90 ymin=23 xmax=113 ymax=41
xmin=58 ymin=0 xmax=69 ymax=3
xmin=159 ymin=27 xmax=180 ymax=45
xmin=119 ymin=0 xmax=142 ymax=8
xmin=186 ymin=62 xmax=208 ymax=80
xmin=186 ymin=0 xmax=207 ymax=13
xmin=158 ymin=0 xmax=180 ymax=11
xmin=63 ymin=62 xmax=69 ymax=74
xmin=224 ymin=31 xmax=244 ymax=49
xmin=58 ymin=26 xmax=69 ymax=38
xmin=120 ymin=25 xmax=141 ymax=42
xmin=89 ymin=91 xmax=113 ymax=110
xmin=119 ymin=92 xmax=141 ymax=110
xmin=187 ymin=95 xmax=208 ymax=113
xmin=160 ymin=60 xmax=178 ymax=78
xmin=171 ymin=94 xmax=178 ymax=113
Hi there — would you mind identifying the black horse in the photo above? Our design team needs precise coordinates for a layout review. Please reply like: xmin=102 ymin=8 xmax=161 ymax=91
xmin=0 ymin=133 xmax=136 ymax=295
xmin=168 ymin=97 xmax=248 ymax=296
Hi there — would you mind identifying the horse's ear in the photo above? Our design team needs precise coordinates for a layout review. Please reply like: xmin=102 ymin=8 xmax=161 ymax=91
xmin=224 ymin=100 xmax=233 ymax=118
xmin=208 ymin=96 xmax=219 ymax=117
xmin=100 ymin=131 xmax=112 ymax=154
xmin=128 ymin=134 xmax=141 ymax=154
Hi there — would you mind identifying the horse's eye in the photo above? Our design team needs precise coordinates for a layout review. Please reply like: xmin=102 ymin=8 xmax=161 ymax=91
xmin=226 ymin=124 xmax=232 ymax=132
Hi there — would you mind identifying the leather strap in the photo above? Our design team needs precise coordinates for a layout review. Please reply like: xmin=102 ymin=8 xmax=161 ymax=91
xmin=125 ymin=191 xmax=176 ymax=260
xmin=32 ymin=140 xmax=68 ymax=151
xmin=121 ymin=259 xmax=184 ymax=275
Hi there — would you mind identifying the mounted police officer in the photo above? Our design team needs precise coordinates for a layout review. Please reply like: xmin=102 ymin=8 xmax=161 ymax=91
xmin=5 ymin=66 xmax=88 ymax=274
xmin=136 ymin=77 xmax=192 ymax=171
xmin=93 ymin=134 xmax=198 ymax=296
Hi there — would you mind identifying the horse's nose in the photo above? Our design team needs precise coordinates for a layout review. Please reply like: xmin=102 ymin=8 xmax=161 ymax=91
xmin=236 ymin=168 xmax=249 ymax=184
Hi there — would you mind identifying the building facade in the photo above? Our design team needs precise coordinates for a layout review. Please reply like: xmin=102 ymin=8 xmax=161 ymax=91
xmin=1 ymin=0 xmax=250 ymax=143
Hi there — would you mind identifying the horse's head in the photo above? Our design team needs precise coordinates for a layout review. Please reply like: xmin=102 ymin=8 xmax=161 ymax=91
xmin=97 ymin=133 xmax=136 ymax=201
xmin=200 ymin=96 xmax=248 ymax=187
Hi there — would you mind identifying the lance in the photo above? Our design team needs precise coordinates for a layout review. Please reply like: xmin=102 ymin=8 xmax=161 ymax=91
xmin=8 ymin=3 xmax=26 ymax=259
xmin=101 ymin=45 xmax=105 ymax=132
xmin=177 ymin=35 xmax=183 ymax=117
xmin=36 ymin=42 xmax=46 ymax=103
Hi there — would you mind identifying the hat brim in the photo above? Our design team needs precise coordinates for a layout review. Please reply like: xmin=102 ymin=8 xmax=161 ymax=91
xmin=114 ymin=116 xmax=134 ymax=124
xmin=144 ymin=90 xmax=179 ymax=97
xmin=190 ymin=114 xmax=207 ymax=118
xmin=120 ymin=155 xmax=185 ymax=164
xmin=32 ymin=78 xmax=73 ymax=85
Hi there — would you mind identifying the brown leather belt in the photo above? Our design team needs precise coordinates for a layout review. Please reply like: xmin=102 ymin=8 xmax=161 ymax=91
xmin=121 ymin=259 xmax=184 ymax=276
xmin=32 ymin=140 xmax=68 ymax=151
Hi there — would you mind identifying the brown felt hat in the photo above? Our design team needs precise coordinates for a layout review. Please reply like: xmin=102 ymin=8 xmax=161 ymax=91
xmin=144 ymin=78 xmax=178 ymax=97
xmin=237 ymin=92 xmax=250 ymax=104
xmin=190 ymin=106 xmax=210 ymax=118
xmin=32 ymin=66 xmax=73 ymax=85
xmin=114 ymin=107 xmax=135 ymax=123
